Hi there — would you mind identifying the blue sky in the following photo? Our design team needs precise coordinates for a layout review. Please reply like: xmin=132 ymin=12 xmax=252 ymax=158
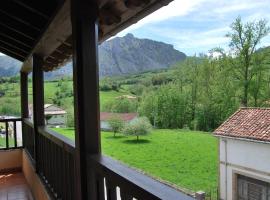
xmin=115 ymin=0 xmax=270 ymax=55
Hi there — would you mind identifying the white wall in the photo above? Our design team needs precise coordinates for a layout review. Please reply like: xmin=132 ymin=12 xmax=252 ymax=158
xmin=47 ymin=114 xmax=66 ymax=127
xmin=219 ymin=138 xmax=270 ymax=200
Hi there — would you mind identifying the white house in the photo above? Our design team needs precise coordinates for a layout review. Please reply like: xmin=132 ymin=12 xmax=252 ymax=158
xmin=214 ymin=108 xmax=270 ymax=200
xmin=29 ymin=104 xmax=67 ymax=127
xmin=100 ymin=112 xmax=137 ymax=131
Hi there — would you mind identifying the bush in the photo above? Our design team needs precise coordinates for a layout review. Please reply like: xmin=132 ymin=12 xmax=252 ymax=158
xmin=122 ymin=117 xmax=152 ymax=141
xmin=66 ymin=108 xmax=74 ymax=127
xmin=108 ymin=116 xmax=124 ymax=137
xmin=100 ymin=78 xmax=119 ymax=91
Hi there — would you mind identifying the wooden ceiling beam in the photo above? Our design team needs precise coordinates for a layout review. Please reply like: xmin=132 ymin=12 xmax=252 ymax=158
xmin=21 ymin=0 xmax=71 ymax=73
xmin=0 ymin=22 xmax=36 ymax=41
xmin=0 ymin=8 xmax=42 ymax=32
xmin=0 ymin=39 xmax=30 ymax=54
xmin=0 ymin=32 xmax=33 ymax=49
xmin=124 ymin=0 xmax=150 ymax=8
xmin=0 ymin=41 xmax=28 ymax=57
xmin=0 ymin=12 xmax=40 ymax=39
xmin=12 ymin=0 xmax=50 ymax=19
xmin=0 ymin=46 xmax=25 ymax=61
xmin=99 ymin=8 xmax=121 ymax=26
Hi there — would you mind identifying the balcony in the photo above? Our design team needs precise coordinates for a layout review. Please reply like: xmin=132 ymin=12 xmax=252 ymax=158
xmin=0 ymin=0 xmax=202 ymax=199
xmin=0 ymin=117 xmax=196 ymax=200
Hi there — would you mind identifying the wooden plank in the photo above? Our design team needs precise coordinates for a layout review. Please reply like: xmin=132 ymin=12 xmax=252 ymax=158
xmin=20 ymin=72 xmax=29 ymax=118
xmin=5 ymin=122 xmax=9 ymax=149
xmin=71 ymin=0 xmax=101 ymax=199
xmin=32 ymin=54 xmax=45 ymax=172
xmin=89 ymin=155 xmax=195 ymax=200
xmin=106 ymin=179 xmax=117 ymax=200
xmin=21 ymin=0 xmax=71 ymax=73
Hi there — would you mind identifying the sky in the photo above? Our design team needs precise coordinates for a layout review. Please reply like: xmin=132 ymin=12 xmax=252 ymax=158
xmin=115 ymin=0 xmax=270 ymax=56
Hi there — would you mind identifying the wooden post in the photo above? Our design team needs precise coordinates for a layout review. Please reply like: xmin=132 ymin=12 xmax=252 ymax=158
xmin=32 ymin=54 xmax=45 ymax=171
xmin=20 ymin=71 xmax=29 ymax=119
xmin=195 ymin=191 xmax=206 ymax=200
xmin=71 ymin=0 xmax=100 ymax=199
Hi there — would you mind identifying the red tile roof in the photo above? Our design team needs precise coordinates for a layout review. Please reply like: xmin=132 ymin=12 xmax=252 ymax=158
xmin=100 ymin=112 xmax=137 ymax=122
xmin=214 ymin=108 xmax=270 ymax=142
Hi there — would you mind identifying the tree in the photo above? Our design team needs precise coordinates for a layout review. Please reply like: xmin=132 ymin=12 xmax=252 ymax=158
xmin=104 ymin=98 xmax=137 ymax=113
xmin=108 ymin=116 xmax=124 ymax=137
xmin=226 ymin=17 xmax=270 ymax=106
xmin=122 ymin=117 xmax=152 ymax=141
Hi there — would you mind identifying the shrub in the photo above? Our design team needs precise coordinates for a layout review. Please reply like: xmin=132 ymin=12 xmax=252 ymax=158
xmin=122 ymin=117 xmax=152 ymax=141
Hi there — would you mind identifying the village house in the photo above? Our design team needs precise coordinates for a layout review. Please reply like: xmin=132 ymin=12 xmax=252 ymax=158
xmin=214 ymin=108 xmax=270 ymax=200
xmin=29 ymin=104 xmax=67 ymax=127
xmin=100 ymin=112 xmax=137 ymax=130
xmin=115 ymin=95 xmax=137 ymax=100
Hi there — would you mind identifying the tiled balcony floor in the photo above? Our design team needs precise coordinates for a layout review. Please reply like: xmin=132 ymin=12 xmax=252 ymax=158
xmin=0 ymin=172 xmax=33 ymax=200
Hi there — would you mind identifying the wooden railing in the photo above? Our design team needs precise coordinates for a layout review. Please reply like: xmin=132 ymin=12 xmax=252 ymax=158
xmin=21 ymin=120 xmax=194 ymax=200
xmin=37 ymin=127 xmax=75 ymax=200
xmin=88 ymin=155 xmax=194 ymax=200
xmin=0 ymin=118 xmax=22 ymax=150
xmin=22 ymin=119 xmax=35 ymax=158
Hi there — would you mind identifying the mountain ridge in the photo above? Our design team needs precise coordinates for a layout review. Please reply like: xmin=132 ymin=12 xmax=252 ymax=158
xmin=0 ymin=34 xmax=186 ymax=79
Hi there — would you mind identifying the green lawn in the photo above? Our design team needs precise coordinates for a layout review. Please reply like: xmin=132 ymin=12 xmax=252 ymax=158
xmin=52 ymin=128 xmax=218 ymax=194
xmin=0 ymin=136 xmax=15 ymax=148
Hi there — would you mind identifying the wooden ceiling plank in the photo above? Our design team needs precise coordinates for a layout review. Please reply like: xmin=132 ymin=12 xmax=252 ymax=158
xmin=0 ymin=8 xmax=41 ymax=32
xmin=0 ymin=39 xmax=30 ymax=54
xmin=0 ymin=22 xmax=36 ymax=41
xmin=0 ymin=46 xmax=25 ymax=61
xmin=22 ymin=0 xmax=72 ymax=72
xmin=12 ymin=0 xmax=50 ymax=19
xmin=0 ymin=32 xmax=33 ymax=49
xmin=0 ymin=41 xmax=28 ymax=57
xmin=0 ymin=12 xmax=40 ymax=39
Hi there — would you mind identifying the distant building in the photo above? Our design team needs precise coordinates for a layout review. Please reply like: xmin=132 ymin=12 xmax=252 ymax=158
xmin=214 ymin=108 xmax=270 ymax=200
xmin=100 ymin=112 xmax=137 ymax=131
xmin=115 ymin=95 xmax=137 ymax=100
xmin=29 ymin=104 xmax=67 ymax=127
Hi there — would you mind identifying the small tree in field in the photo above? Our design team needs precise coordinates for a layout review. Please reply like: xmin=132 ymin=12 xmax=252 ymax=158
xmin=108 ymin=116 xmax=124 ymax=137
xmin=122 ymin=117 xmax=152 ymax=141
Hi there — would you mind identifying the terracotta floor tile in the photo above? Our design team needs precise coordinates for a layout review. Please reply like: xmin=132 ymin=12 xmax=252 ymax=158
xmin=0 ymin=173 xmax=33 ymax=200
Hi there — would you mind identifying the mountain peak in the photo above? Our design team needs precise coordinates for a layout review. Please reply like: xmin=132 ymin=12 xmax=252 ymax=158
xmin=125 ymin=33 xmax=135 ymax=38
xmin=0 ymin=35 xmax=187 ymax=78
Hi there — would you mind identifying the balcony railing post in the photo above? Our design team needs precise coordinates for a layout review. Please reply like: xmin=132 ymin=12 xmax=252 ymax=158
xmin=20 ymin=71 xmax=29 ymax=119
xmin=71 ymin=0 xmax=101 ymax=199
xmin=32 ymin=54 xmax=45 ymax=172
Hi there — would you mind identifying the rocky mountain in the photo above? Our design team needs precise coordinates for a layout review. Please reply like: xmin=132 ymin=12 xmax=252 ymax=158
xmin=0 ymin=56 xmax=21 ymax=77
xmin=0 ymin=34 xmax=186 ymax=78
xmin=98 ymin=33 xmax=186 ymax=76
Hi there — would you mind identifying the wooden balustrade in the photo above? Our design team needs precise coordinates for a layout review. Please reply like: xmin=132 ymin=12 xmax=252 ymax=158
xmin=22 ymin=119 xmax=35 ymax=159
xmin=88 ymin=155 xmax=194 ymax=200
xmin=0 ymin=118 xmax=22 ymax=150
xmin=37 ymin=127 xmax=76 ymax=200
xmin=21 ymin=120 xmax=194 ymax=200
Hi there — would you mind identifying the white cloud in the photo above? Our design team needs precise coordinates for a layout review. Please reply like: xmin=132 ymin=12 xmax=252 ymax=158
xmin=114 ymin=0 xmax=270 ymax=54
xmin=117 ymin=0 xmax=210 ymax=36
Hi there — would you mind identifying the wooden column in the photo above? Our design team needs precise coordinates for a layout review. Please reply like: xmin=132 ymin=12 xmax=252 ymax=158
xmin=20 ymin=71 xmax=29 ymax=118
xmin=71 ymin=0 xmax=100 ymax=199
xmin=32 ymin=55 xmax=45 ymax=171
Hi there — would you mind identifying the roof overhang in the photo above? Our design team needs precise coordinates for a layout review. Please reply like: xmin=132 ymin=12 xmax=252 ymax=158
xmin=15 ymin=0 xmax=174 ymax=72
xmin=214 ymin=134 xmax=270 ymax=145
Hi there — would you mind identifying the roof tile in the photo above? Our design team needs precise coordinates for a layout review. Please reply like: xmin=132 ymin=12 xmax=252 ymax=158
xmin=214 ymin=108 xmax=270 ymax=142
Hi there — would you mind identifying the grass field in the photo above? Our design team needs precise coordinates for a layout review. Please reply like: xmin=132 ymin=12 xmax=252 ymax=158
xmin=0 ymin=80 xmax=131 ymax=116
xmin=0 ymin=136 xmax=15 ymax=148
xmin=52 ymin=128 xmax=218 ymax=194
